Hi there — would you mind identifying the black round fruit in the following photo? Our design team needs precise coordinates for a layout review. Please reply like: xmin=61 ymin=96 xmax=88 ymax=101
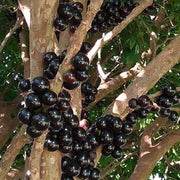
xmin=61 ymin=173 xmax=74 ymax=180
xmin=58 ymin=3 xmax=74 ymax=20
xmin=72 ymin=52 xmax=89 ymax=71
xmin=128 ymin=98 xmax=138 ymax=108
xmin=126 ymin=112 xmax=138 ymax=124
xmin=162 ymin=84 xmax=176 ymax=97
xmin=111 ymin=147 xmax=122 ymax=159
xmin=72 ymin=2 xmax=83 ymax=12
xmin=74 ymin=151 xmax=91 ymax=167
xmin=159 ymin=108 xmax=171 ymax=117
xmin=80 ymin=42 xmax=91 ymax=54
xmin=168 ymin=111 xmax=179 ymax=123
xmin=73 ymin=127 xmax=86 ymax=141
xmin=75 ymin=70 xmax=89 ymax=82
xmin=53 ymin=17 xmax=68 ymax=31
xmin=18 ymin=108 xmax=32 ymax=125
xmin=44 ymin=138 xmax=59 ymax=151
xmin=43 ymin=52 xmax=57 ymax=66
xmin=43 ymin=68 xmax=56 ymax=80
xmin=26 ymin=126 xmax=42 ymax=138
xmin=47 ymin=108 xmax=62 ymax=122
xmin=137 ymin=95 xmax=151 ymax=107
xmin=58 ymin=90 xmax=71 ymax=102
xmin=100 ymin=130 xmax=114 ymax=144
xmin=31 ymin=77 xmax=50 ymax=93
xmin=42 ymin=90 xmax=57 ymax=106
xmin=114 ymin=133 xmax=127 ymax=147
xmin=48 ymin=59 xmax=60 ymax=75
xmin=89 ymin=168 xmax=100 ymax=180
xmin=121 ymin=122 xmax=133 ymax=135
xmin=31 ymin=113 xmax=50 ymax=131
xmin=18 ymin=79 xmax=30 ymax=92
xmin=25 ymin=93 xmax=42 ymax=110
xmin=66 ymin=115 xmax=79 ymax=129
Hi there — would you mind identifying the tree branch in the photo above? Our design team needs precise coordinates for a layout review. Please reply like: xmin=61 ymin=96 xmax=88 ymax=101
xmin=0 ymin=126 xmax=29 ymax=180
xmin=5 ymin=167 xmax=24 ymax=180
xmin=87 ymin=0 xmax=153 ymax=63
xmin=0 ymin=17 xmax=24 ymax=53
xmin=106 ymin=35 xmax=180 ymax=119
xmin=100 ymin=151 xmax=138 ymax=179
xmin=88 ymin=63 xmax=143 ymax=109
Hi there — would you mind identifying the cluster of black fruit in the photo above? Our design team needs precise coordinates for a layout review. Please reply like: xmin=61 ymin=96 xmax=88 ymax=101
xmin=54 ymin=0 xmax=83 ymax=34
xmin=81 ymin=82 xmax=97 ymax=107
xmin=156 ymin=84 xmax=179 ymax=123
xmin=63 ymin=42 xmax=92 ymax=90
xmin=43 ymin=50 xmax=66 ymax=80
xmin=89 ymin=0 xmax=138 ymax=33
xmin=128 ymin=84 xmax=179 ymax=124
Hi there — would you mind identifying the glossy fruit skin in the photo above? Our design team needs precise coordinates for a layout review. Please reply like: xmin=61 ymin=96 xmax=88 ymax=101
xmin=58 ymin=3 xmax=74 ymax=20
xmin=46 ymin=108 xmax=62 ymax=122
xmin=110 ymin=117 xmax=123 ymax=132
xmin=61 ymin=173 xmax=74 ymax=180
xmin=173 ymin=93 xmax=180 ymax=105
xmin=75 ymin=70 xmax=89 ymax=82
xmin=25 ymin=93 xmax=42 ymax=110
xmin=121 ymin=122 xmax=133 ymax=135
xmin=159 ymin=108 xmax=171 ymax=117
xmin=66 ymin=115 xmax=79 ymax=129
xmin=31 ymin=77 xmax=50 ymax=93
xmin=137 ymin=95 xmax=151 ymax=107
xmin=79 ymin=167 xmax=91 ymax=179
xmin=72 ymin=2 xmax=83 ymax=12
xmin=126 ymin=112 xmax=138 ymax=124
xmin=44 ymin=138 xmax=59 ymax=151
xmin=87 ymin=134 xmax=99 ymax=149
xmin=72 ymin=52 xmax=89 ymax=71
xmin=80 ymin=42 xmax=91 ymax=54
xmin=57 ymin=100 xmax=70 ymax=112
xmin=85 ymin=94 xmax=95 ymax=104
xmin=89 ymin=168 xmax=100 ymax=180
xmin=162 ymin=84 xmax=176 ymax=97
xmin=70 ymin=23 xmax=79 ymax=33
xmin=42 ymin=90 xmax=57 ymax=106
xmin=100 ymin=130 xmax=114 ymax=144
xmin=83 ymin=140 xmax=92 ymax=151
xmin=66 ymin=162 xmax=80 ymax=177
xmin=96 ymin=117 xmax=108 ymax=130
xmin=59 ymin=131 xmax=72 ymax=146
xmin=18 ymin=108 xmax=32 ymax=125
xmin=13 ymin=74 xmax=23 ymax=83
xmin=58 ymin=90 xmax=71 ymax=102
xmin=168 ymin=111 xmax=179 ymax=123
xmin=43 ymin=52 xmax=57 ymax=66
xmin=81 ymin=82 xmax=93 ymax=95
xmin=50 ymin=120 xmax=63 ymax=132
xmin=73 ymin=127 xmax=86 ymax=141
xmin=43 ymin=68 xmax=56 ymax=80
xmin=102 ymin=144 xmax=115 ymax=153
xmin=48 ymin=59 xmax=60 ymax=75
xmin=74 ymin=151 xmax=91 ymax=167
xmin=60 ymin=144 xmax=73 ymax=153
xmin=26 ymin=126 xmax=42 ymax=138
xmin=73 ymin=141 xmax=83 ymax=152
xmin=111 ymin=147 xmax=122 ymax=158
xmin=59 ymin=50 xmax=67 ymax=64
xmin=62 ymin=156 xmax=72 ymax=172
xmin=128 ymin=98 xmax=138 ymax=108
xmin=138 ymin=108 xmax=149 ymax=118
xmin=18 ymin=79 xmax=30 ymax=92
xmin=63 ymin=70 xmax=80 ymax=90
xmin=72 ymin=9 xmax=82 ymax=23
xmin=31 ymin=113 xmax=50 ymax=131
xmin=53 ymin=17 xmax=68 ymax=31
xmin=114 ymin=133 xmax=127 ymax=147
xmin=62 ymin=107 xmax=73 ymax=119
xmin=156 ymin=96 xmax=172 ymax=108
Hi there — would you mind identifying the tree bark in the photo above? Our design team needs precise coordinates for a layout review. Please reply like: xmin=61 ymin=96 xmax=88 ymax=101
xmin=106 ymin=35 xmax=180 ymax=119
xmin=0 ymin=126 xmax=29 ymax=180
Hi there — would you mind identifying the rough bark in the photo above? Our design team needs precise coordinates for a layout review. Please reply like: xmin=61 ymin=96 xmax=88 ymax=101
xmin=129 ymin=117 xmax=180 ymax=180
xmin=0 ymin=126 xmax=29 ymax=180
xmin=106 ymin=35 xmax=180 ymax=119
xmin=88 ymin=63 xmax=143 ymax=109
xmin=28 ymin=1 xmax=59 ymax=180
xmin=5 ymin=167 xmax=24 ymax=180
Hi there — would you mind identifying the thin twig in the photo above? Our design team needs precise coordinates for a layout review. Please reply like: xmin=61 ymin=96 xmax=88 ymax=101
xmin=100 ymin=151 xmax=138 ymax=179
xmin=0 ymin=17 xmax=24 ymax=53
